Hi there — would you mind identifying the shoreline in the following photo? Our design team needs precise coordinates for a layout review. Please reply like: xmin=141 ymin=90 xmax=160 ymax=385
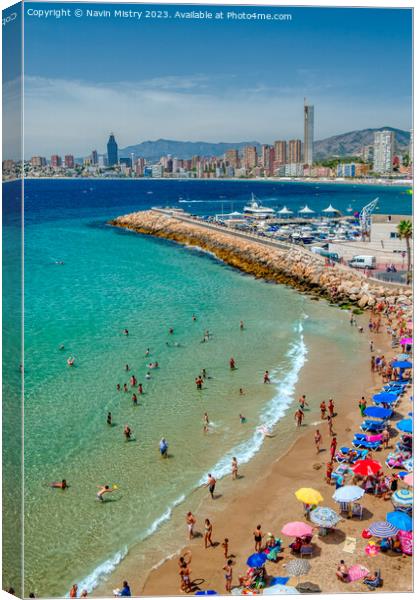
xmin=93 ymin=308 xmax=411 ymax=595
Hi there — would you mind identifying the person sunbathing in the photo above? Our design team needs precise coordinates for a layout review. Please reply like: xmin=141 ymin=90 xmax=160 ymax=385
xmin=336 ymin=560 xmax=350 ymax=582
xmin=363 ymin=571 xmax=382 ymax=588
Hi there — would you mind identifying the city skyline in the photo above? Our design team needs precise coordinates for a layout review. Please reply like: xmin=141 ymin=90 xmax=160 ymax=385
xmin=18 ymin=3 xmax=412 ymax=157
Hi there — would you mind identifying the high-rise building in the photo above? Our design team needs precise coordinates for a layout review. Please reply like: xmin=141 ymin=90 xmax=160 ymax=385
xmin=288 ymin=139 xmax=302 ymax=164
xmin=107 ymin=133 xmax=118 ymax=166
xmin=373 ymin=130 xmax=395 ymax=173
xmin=303 ymin=99 xmax=314 ymax=165
xmin=225 ymin=149 xmax=240 ymax=168
xmin=50 ymin=154 xmax=62 ymax=167
xmin=30 ymin=156 xmax=47 ymax=167
xmin=261 ymin=144 xmax=273 ymax=173
xmin=64 ymin=155 xmax=75 ymax=168
xmin=274 ymin=140 xmax=287 ymax=165
xmin=361 ymin=145 xmax=374 ymax=163
xmin=91 ymin=150 xmax=98 ymax=165
xmin=243 ymin=146 xmax=258 ymax=170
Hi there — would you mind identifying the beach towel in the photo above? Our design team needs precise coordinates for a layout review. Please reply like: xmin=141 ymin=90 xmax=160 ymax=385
xmin=398 ymin=531 xmax=413 ymax=555
xmin=342 ymin=537 xmax=357 ymax=554
xmin=348 ymin=565 xmax=369 ymax=582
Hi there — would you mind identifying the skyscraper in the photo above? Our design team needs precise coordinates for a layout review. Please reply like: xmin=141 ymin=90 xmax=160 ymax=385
xmin=64 ymin=155 xmax=74 ymax=168
xmin=288 ymin=139 xmax=302 ymax=164
xmin=373 ymin=130 xmax=395 ymax=173
xmin=274 ymin=141 xmax=287 ymax=164
xmin=243 ymin=146 xmax=258 ymax=170
xmin=107 ymin=133 xmax=118 ymax=166
xmin=91 ymin=150 xmax=98 ymax=165
xmin=50 ymin=154 xmax=62 ymax=167
xmin=303 ymin=99 xmax=314 ymax=165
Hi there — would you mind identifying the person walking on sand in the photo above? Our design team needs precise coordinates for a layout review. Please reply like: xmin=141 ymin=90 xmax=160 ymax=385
xmin=328 ymin=398 xmax=335 ymax=417
xmin=222 ymin=538 xmax=229 ymax=558
xmin=327 ymin=415 xmax=335 ymax=436
xmin=294 ymin=408 xmax=304 ymax=427
xmin=382 ymin=426 xmax=390 ymax=449
xmin=320 ymin=400 xmax=327 ymax=419
xmin=231 ymin=457 xmax=238 ymax=480
xmin=326 ymin=462 xmax=333 ymax=484
xmin=179 ymin=553 xmax=192 ymax=593
xmin=204 ymin=518 xmax=214 ymax=548
xmin=299 ymin=395 xmax=308 ymax=410
xmin=254 ymin=525 xmax=264 ymax=552
xmin=186 ymin=511 xmax=196 ymax=540
xmin=205 ymin=473 xmax=217 ymax=499
xmin=223 ymin=559 xmax=233 ymax=592
xmin=314 ymin=429 xmax=322 ymax=453
xmin=330 ymin=436 xmax=337 ymax=461
xmin=359 ymin=397 xmax=367 ymax=417
xmin=263 ymin=370 xmax=271 ymax=384
xmin=70 ymin=585 xmax=78 ymax=598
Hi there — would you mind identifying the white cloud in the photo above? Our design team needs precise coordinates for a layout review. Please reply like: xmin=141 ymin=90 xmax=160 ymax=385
xmin=23 ymin=75 xmax=411 ymax=158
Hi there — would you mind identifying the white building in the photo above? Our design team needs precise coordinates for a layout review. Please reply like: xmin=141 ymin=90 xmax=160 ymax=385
xmin=373 ymin=130 xmax=395 ymax=173
xmin=329 ymin=214 xmax=410 ymax=267
xmin=285 ymin=163 xmax=304 ymax=177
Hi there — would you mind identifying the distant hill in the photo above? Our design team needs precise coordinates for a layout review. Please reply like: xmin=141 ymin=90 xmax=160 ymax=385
xmin=113 ymin=127 xmax=410 ymax=161
xmin=119 ymin=139 xmax=262 ymax=161
xmin=313 ymin=127 xmax=410 ymax=160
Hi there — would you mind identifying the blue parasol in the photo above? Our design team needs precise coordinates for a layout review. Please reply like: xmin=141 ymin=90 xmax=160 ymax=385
xmin=369 ymin=521 xmax=399 ymax=538
xmin=246 ymin=553 xmax=267 ymax=568
xmin=391 ymin=361 xmax=412 ymax=369
xmin=386 ymin=511 xmax=412 ymax=532
xmin=396 ymin=419 xmax=413 ymax=434
xmin=363 ymin=406 xmax=392 ymax=419
xmin=373 ymin=392 xmax=398 ymax=404
xmin=195 ymin=592 xmax=218 ymax=596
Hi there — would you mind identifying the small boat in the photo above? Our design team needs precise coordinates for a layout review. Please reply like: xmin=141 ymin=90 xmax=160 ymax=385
xmin=346 ymin=204 xmax=353 ymax=213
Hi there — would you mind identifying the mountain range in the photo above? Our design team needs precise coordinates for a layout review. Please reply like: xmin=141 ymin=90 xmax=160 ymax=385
xmin=110 ymin=126 xmax=410 ymax=162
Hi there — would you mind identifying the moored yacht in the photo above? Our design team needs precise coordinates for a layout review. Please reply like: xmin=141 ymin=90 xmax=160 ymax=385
xmin=243 ymin=194 xmax=276 ymax=219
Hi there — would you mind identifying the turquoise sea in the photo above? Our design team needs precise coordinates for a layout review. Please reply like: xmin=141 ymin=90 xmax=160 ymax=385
xmin=2 ymin=179 xmax=411 ymax=596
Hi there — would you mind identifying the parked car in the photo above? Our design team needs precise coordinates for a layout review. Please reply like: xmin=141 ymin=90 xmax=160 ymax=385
xmin=348 ymin=255 xmax=376 ymax=269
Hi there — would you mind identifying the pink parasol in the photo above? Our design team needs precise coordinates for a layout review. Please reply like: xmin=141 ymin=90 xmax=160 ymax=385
xmin=400 ymin=337 xmax=413 ymax=345
xmin=281 ymin=522 xmax=313 ymax=537
xmin=404 ymin=473 xmax=413 ymax=486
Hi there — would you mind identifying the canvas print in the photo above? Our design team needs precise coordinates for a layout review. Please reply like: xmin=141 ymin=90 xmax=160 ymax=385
xmin=2 ymin=1 xmax=413 ymax=597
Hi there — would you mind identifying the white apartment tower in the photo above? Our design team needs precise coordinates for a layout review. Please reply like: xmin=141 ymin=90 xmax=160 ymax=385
xmin=373 ymin=130 xmax=395 ymax=173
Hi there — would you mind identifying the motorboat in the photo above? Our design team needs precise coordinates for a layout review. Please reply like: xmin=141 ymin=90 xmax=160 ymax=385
xmin=243 ymin=194 xmax=276 ymax=219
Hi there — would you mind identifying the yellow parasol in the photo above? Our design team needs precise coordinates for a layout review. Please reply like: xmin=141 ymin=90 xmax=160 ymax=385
xmin=295 ymin=488 xmax=323 ymax=505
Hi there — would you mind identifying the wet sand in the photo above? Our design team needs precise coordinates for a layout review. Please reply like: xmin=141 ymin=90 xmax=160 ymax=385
xmin=95 ymin=312 xmax=412 ymax=596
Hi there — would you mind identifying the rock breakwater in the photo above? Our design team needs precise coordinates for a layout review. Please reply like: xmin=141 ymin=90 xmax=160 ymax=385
xmin=110 ymin=210 xmax=412 ymax=316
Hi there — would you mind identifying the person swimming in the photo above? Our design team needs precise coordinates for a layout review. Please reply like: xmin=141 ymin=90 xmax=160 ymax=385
xmin=239 ymin=414 xmax=247 ymax=424
xmin=145 ymin=372 xmax=151 ymax=380
xmin=51 ymin=479 xmax=68 ymax=489
xmin=59 ymin=344 xmax=65 ymax=351
xmin=107 ymin=412 xmax=112 ymax=426
xmin=123 ymin=329 xmax=129 ymax=336
xmin=67 ymin=357 xmax=75 ymax=367
xmin=96 ymin=484 xmax=116 ymax=501
xmin=124 ymin=425 xmax=132 ymax=440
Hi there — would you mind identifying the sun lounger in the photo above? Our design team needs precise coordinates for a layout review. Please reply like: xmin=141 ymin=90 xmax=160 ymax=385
xmin=300 ymin=544 xmax=314 ymax=558
xmin=352 ymin=439 xmax=381 ymax=450
xmin=360 ymin=421 xmax=385 ymax=432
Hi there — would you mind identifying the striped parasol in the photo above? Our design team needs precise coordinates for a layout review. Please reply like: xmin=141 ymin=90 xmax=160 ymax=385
xmin=332 ymin=485 xmax=365 ymax=503
xmin=392 ymin=489 xmax=413 ymax=506
xmin=368 ymin=521 xmax=399 ymax=538
xmin=263 ymin=584 xmax=300 ymax=595
xmin=309 ymin=507 xmax=341 ymax=528
xmin=285 ymin=559 xmax=311 ymax=582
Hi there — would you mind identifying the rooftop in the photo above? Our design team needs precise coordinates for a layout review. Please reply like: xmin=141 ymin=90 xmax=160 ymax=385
xmin=372 ymin=214 xmax=411 ymax=224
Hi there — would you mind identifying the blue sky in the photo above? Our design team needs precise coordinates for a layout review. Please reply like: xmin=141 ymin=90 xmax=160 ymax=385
xmin=21 ymin=2 xmax=412 ymax=156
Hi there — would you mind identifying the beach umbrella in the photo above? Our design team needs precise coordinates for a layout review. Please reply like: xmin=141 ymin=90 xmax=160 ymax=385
xmin=278 ymin=206 xmax=294 ymax=216
xmin=391 ymin=360 xmax=412 ymax=369
xmin=363 ymin=406 xmax=392 ymax=419
xmin=294 ymin=488 xmax=323 ymax=505
xmin=397 ymin=354 xmax=410 ymax=361
xmin=298 ymin=205 xmax=315 ymax=215
xmin=369 ymin=521 xmax=399 ymax=538
xmin=396 ymin=418 xmax=413 ymax=434
xmin=400 ymin=337 xmax=412 ymax=346
xmin=372 ymin=392 xmax=398 ymax=404
xmin=309 ymin=506 xmax=341 ymax=528
xmin=392 ymin=489 xmax=413 ymax=507
xmin=263 ymin=584 xmax=300 ymax=595
xmin=281 ymin=522 xmax=313 ymax=538
xmin=352 ymin=458 xmax=382 ymax=477
xmin=386 ymin=511 xmax=412 ymax=532
xmin=284 ymin=559 xmax=311 ymax=583
xmin=333 ymin=485 xmax=365 ymax=503
xmin=322 ymin=204 xmax=340 ymax=214
xmin=404 ymin=473 xmax=413 ymax=486
xmin=246 ymin=553 xmax=267 ymax=568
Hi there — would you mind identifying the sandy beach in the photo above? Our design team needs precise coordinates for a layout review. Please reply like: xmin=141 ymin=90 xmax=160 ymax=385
xmin=93 ymin=309 xmax=412 ymax=596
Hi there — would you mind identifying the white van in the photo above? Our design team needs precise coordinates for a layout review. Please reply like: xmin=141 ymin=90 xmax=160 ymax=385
xmin=348 ymin=255 xmax=376 ymax=269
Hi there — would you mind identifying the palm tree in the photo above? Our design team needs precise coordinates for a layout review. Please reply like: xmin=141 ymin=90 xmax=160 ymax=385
xmin=397 ymin=220 xmax=413 ymax=283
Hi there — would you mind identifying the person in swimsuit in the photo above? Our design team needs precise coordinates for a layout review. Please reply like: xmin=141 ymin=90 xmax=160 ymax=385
xmin=205 ymin=474 xmax=216 ymax=499
xmin=328 ymin=398 xmax=335 ymax=417
xmin=222 ymin=538 xmax=229 ymax=558
xmin=263 ymin=370 xmax=271 ymax=384
xmin=178 ymin=553 xmax=192 ymax=593
xmin=231 ymin=457 xmax=238 ymax=480
xmin=145 ymin=372 xmax=151 ymax=380
xmin=67 ymin=357 xmax=75 ymax=367
xmin=186 ymin=512 xmax=196 ymax=540
xmin=239 ymin=388 xmax=245 ymax=395
xmin=254 ymin=525 xmax=263 ymax=552
xmin=229 ymin=357 xmax=236 ymax=370
xmin=138 ymin=383 xmax=143 ymax=395
xmin=294 ymin=408 xmax=304 ymax=427
xmin=314 ymin=430 xmax=322 ymax=453
xmin=116 ymin=384 xmax=121 ymax=392
xmin=123 ymin=329 xmax=129 ymax=336
xmin=239 ymin=414 xmax=246 ymax=424
xmin=240 ymin=320 xmax=244 ymax=330
xmin=203 ymin=412 xmax=209 ymax=433
xmin=69 ymin=584 xmax=78 ymax=598
xmin=124 ymin=425 xmax=132 ymax=440
xmin=96 ymin=485 xmax=115 ymax=502
xmin=51 ymin=479 xmax=68 ymax=489
xmin=107 ymin=412 xmax=112 ymax=426
xmin=125 ymin=364 xmax=130 ymax=372
xmin=132 ymin=393 xmax=137 ymax=406
xmin=123 ymin=384 xmax=128 ymax=393
xmin=330 ymin=436 xmax=337 ymax=460
xmin=223 ymin=559 xmax=233 ymax=592
xmin=204 ymin=518 xmax=213 ymax=548
xmin=320 ymin=401 xmax=327 ymax=419
xmin=327 ymin=415 xmax=335 ymax=436
xmin=130 ymin=375 xmax=137 ymax=387
xmin=195 ymin=376 xmax=203 ymax=390
xmin=299 ymin=395 xmax=308 ymax=410
xmin=145 ymin=348 xmax=150 ymax=356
